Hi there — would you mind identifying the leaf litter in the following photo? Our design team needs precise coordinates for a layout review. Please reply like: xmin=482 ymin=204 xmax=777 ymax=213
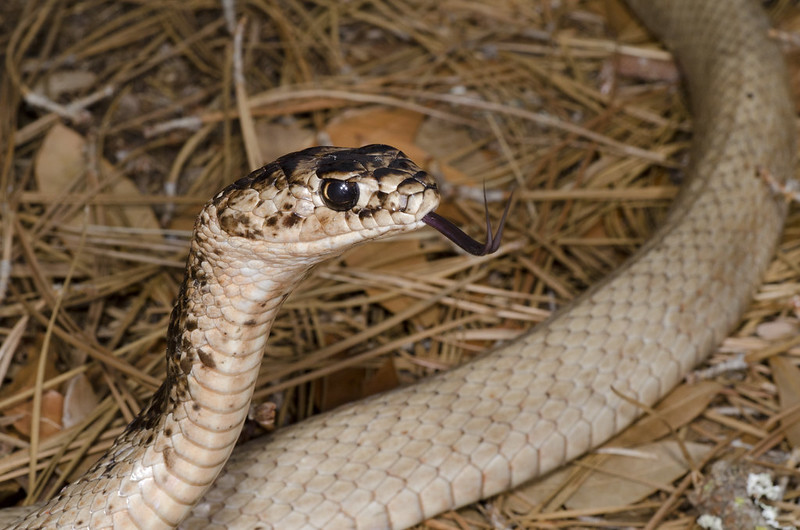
xmin=1 ymin=0 xmax=800 ymax=528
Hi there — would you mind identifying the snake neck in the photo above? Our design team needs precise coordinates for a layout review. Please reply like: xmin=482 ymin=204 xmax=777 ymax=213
xmin=119 ymin=223 xmax=314 ymax=523
xmin=49 ymin=212 xmax=320 ymax=528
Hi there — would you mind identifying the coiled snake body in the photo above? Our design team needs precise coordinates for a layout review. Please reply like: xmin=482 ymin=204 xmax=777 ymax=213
xmin=5 ymin=0 xmax=796 ymax=528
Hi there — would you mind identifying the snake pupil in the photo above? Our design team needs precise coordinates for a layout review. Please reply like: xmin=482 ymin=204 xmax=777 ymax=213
xmin=321 ymin=179 xmax=360 ymax=211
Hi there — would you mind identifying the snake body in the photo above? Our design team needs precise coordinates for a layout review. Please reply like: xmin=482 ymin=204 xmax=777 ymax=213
xmin=5 ymin=0 xmax=796 ymax=528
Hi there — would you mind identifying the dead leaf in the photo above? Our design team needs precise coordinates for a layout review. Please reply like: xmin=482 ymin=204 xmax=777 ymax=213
xmin=0 ymin=343 xmax=59 ymax=401
xmin=35 ymin=123 xmax=86 ymax=193
xmin=756 ymin=319 xmax=799 ymax=341
xmin=513 ymin=441 xmax=711 ymax=512
xmin=255 ymin=120 xmax=315 ymax=163
xmin=316 ymin=366 xmax=367 ymax=412
xmin=326 ymin=107 xmax=425 ymax=157
xmin=62 ymin=374 xmax=99 ymax=429
xmin=34 ymin=70 xmax=97 ymax=98
xmin=614 ymin=380 xmax=722 ymax=446
xmin=564 ymin=441 xmax=711 ymax=509
xmin=601 ymin=0 xmax=651 ymax=43
xmin=8 ymin=390 xmax=64 ymax=439
xmin=0 ymin=341 xmax=62 ymax=439
xmin=769 ymin=355 xmax=800 ymax=448
xmin=35 ymin=123 xmax=161 ymax=233
xmin=362 ymin=357 xmax=400 ymax=397
xmin=416 ymin=119 xmax=489 ymax=184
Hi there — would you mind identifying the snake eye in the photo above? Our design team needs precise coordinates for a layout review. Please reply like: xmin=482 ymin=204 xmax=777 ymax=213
xmin=320 ymin=179 xmax=360 ymax=211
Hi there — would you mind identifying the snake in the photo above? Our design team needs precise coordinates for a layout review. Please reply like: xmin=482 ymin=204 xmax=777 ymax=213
xmin=2 ymin=0 xmax=795 ymax=528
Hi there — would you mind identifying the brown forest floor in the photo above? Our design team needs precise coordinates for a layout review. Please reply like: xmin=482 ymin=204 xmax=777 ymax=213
xmin=2 ymin=0 xmax=800 ymax=528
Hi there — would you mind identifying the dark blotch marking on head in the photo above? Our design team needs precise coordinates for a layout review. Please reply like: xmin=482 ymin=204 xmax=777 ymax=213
xmin=231 ymin=176 xmax=251 ymax=190
xmin=250 ymin=166 xmax=275 ymax=186
xmin=274 ymin=147 xmax=323 ymax=178
xmin=372 ymin=167 xmax=395 ymax=180
xmin=413 ymin=171 xmax=431 ymax=184
xmin=219 ymin=209 xmax=263 ymax=239
xmin=389 ymin=157 xmax=416 ymax=171
xmin=318 ymin=159 xmax=364 ymax=177
xmin=243 ymin=318 xmax=257 ymax=327
xmin=213 ymin=164 xmax=274 ymax=207
xmin=281 ymin=213 xmax=302 ymax=228
xmin=398 ymin=175 xmax=424 ymax=189
xmin=274 ymin=174 xmax=289 ymax=191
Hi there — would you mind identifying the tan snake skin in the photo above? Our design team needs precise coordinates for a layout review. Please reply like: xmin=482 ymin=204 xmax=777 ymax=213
xmin=5 ymin=0 xmax=796 ymax=528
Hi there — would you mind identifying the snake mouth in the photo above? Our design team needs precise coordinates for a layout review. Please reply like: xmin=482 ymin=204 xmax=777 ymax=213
xmin=422 ymin=190 xmax=512 ymax=256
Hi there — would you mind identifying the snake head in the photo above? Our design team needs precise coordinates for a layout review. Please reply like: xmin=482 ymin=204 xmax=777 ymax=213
xmin=207 ymin=145 xmax=439 ymax=259
xmin=208 ymin=144 xmax=508 ymax=261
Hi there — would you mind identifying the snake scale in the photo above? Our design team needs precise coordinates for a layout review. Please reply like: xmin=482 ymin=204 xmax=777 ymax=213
xmin=3 ymin=0 xmax=796 ymax=528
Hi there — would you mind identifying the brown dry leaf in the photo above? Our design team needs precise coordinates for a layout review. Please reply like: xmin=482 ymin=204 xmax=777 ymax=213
xmin=415 ymin=118 xmax=488 ymax=185
xmin=255 ymin=120 xmax=315 ymax=163
xmin=784 ymin=50 xmax=800 ymax=113
xmin=362 ymin=357 xmax=400 ymax=397
xmin=614 ymin=380 xmax=722 ymax=446
xmin=756 ymin=319 xmax=799 ymax=341
xmin=326 ymin=108 xmax=474 ymax=185
xmin=62 ymin=374 xmax=99 ymax=429
xmin=35 ymin=123 xmax=160 ymax=232
xmin=316 ymin=366 xmax=366 ymax=412
xmin=769 ymin=355 xmax=800 ymax=448
xmin=0 ymin=343 xmax=61 ymax=439
xmin=0 ymin=344 xmax=59 ymax=401
xmin=508 ymin=464 xmax=572 ymax=512
xmin=563 ymin=441 xmax=711 ymax=509
xmin=600 ymin=0 xmax=643 ymax=40
xmin=326 ymin=107 xmax=425 ymax=156
xmin=319 ymin=347 xmax=401 ymax=412
xmin=34 ymin=70 xmax=97 ymax=98
xmin=35 ymin=123 xmax=86 ymax=193
xmin=777 ymin=8 xmax=800 ymax=111
xmin=8 ymin=390 xmax=64 ymax=439
xmin=512 ymin=441 xmax=711 ymax=512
